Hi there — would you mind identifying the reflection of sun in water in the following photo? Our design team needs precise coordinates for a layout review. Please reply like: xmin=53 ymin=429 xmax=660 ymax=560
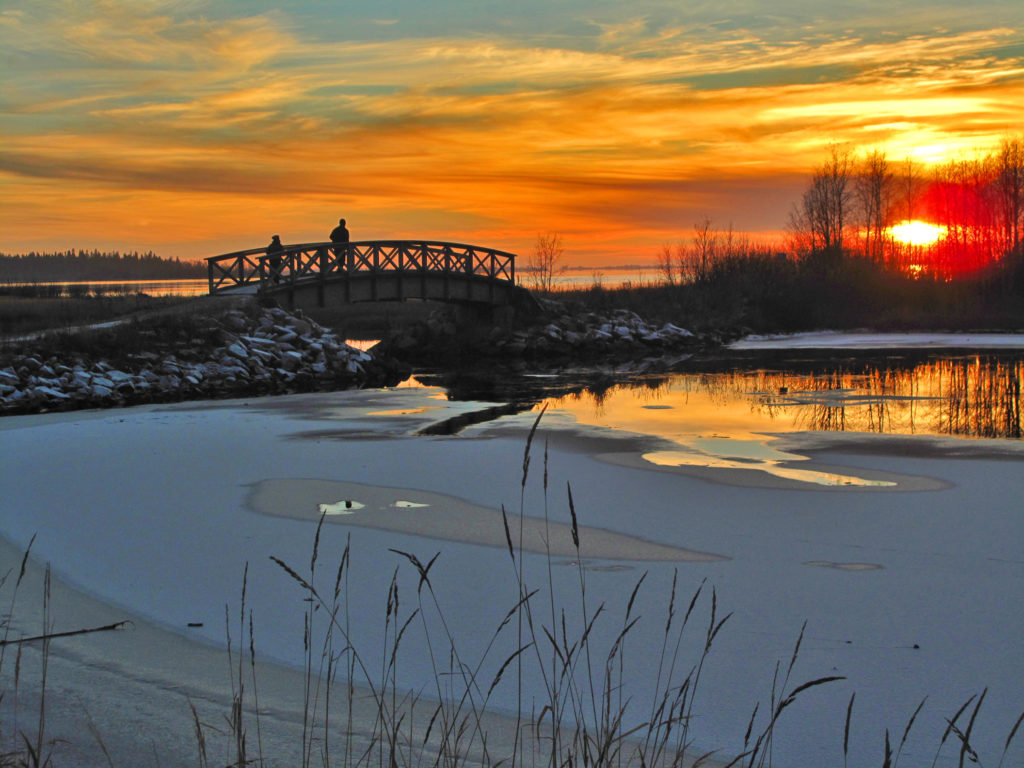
xmin=642 ymin=447 xmax=897 ymax=487
xmin=890 ymin=220 xmax=947 ymax=246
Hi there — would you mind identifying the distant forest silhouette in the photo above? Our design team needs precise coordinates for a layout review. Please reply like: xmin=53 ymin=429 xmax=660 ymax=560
xmin=0 ymin=250 xmax=205 ymax=283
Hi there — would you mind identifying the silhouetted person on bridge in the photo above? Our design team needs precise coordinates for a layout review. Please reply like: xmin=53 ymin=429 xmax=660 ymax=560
xmin=330 ymin=218 xmax=350 ymax=269
xmin=330 ymin=218 xmax=349 ymax=244
xmin=267 ymin=234 xmax=284 ymax=283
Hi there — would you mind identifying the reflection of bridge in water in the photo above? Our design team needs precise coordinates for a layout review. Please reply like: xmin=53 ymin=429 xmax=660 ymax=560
xmin=206 ymin=240 xmax=524 ymax=312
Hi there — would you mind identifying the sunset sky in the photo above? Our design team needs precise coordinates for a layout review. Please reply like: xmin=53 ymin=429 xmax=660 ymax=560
xmin=2 ymin=1 xmax=1022 ymax=266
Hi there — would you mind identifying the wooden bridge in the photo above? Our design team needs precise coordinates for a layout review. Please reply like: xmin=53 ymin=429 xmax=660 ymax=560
xmin=206 ymin=240 xmax=521 ymax=310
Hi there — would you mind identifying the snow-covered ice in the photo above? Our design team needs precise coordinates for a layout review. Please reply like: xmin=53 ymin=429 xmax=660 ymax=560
xmin=730 ymin=331 xmax=1024 ymax=349
xmin=1 ymin=381 xmax=1022 ymax=768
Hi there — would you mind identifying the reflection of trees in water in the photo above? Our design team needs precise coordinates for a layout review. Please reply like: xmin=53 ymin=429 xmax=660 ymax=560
xmin=726 ymin=356 xmax=1021 ymax=438
xmin=552 ymin=372 xmax=675 ymax=417
xmin=551 ymin=355 xmax=1022 ymax=439
xmin=940 ymin=357 xmax=1022 ymax=438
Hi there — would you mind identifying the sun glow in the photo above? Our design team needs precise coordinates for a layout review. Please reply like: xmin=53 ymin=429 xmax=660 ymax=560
xmin=890 ymin=220 xmax=947 ymax=247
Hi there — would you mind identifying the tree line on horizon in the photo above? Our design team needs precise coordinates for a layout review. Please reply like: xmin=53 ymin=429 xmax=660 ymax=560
xmin=0 ymin=250 xmax=206 ymax=284
xmin=561 ymin=136 xmax=1024 ymax=332
xmin=651 ymin=136 xmax=1024 ymax=285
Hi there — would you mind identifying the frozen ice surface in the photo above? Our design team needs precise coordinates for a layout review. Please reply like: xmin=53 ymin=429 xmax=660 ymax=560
xmin=1 ymin=386 xmax=1021 ymax=768
xmin=730 ymin=331 xmax=1024 ymax=349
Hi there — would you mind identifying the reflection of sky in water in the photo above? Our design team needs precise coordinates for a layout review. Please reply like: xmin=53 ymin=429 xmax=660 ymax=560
xmin=343 ymin=339 xmax=379 ymax=351
xmin=545 ymin=387 xmax=891 ymax=486
xmin=539 ymin=358 xmax=1023 ymax=484
xmin=651 ymin=436 xmax=895 ymax=486
xmin=546 ymin=383 xmax=793 ymax=443
xmin=544 ymin=359 xmax=1022 ymax=442
xmin=642 ymin=449 xmax=895 ymax=486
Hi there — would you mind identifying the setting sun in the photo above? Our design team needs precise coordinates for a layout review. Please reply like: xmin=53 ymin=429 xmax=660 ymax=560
xmin=890 ymin=220 xmax=948 ymax=247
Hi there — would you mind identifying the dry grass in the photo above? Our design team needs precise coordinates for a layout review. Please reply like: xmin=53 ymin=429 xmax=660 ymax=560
xmin=0 ymin=294 xmax=191 ymax=339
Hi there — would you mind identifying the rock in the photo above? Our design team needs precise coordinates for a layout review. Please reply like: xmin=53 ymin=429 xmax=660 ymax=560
xmin=222 ymin=311 xmax=248 ymax=331
xmin=242 ymin=335 xmax=277 ymax=348
xmin=226 ymin=342 xmax=249 ymax=360
xmin=249 ymin=347 xmax=277 ymax=363
xmin=279 ymin=350 xmax=304 ymax=371
xmin=661 ymin=323 xmax=693 ymax=337
xmin=273 ymin=328 xmax=298 ymax=344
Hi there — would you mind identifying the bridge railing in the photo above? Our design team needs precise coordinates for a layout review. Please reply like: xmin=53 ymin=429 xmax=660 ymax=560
xmin=207 ymin=240 xmax=516 ymax=294
xmin=206 ymin=248 xmax=267 ymax=293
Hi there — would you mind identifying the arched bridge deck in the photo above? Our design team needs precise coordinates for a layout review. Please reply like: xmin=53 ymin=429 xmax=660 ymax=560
xmin=206 ymin=240 xmax=519 ymax=308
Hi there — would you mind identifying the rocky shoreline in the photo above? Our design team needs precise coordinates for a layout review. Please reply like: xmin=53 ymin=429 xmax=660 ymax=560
xmin=0 ymin=305 xmax=406 ymax=416
xmin=376 ymin=299 xmax=721 ymax=365
xmin=1 ymin=297 xmax=722 ymax=417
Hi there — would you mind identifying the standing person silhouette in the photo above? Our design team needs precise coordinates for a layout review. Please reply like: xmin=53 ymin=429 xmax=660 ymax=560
xmin=266 ymin=234 xmax=284 ymax=283
xmin=330 ymin=218 xmax=350 ymax=244
xmin=329 ymin=218 xmax=350 ymax=271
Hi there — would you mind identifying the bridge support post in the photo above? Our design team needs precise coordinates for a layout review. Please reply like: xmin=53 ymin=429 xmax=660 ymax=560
xmin=317 ymin=247 xmax=327 ymax=307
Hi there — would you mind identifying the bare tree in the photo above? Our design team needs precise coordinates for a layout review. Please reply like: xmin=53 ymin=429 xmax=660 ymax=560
xmin=994 ymin=136 xmax=1024 ymax=254
xmin=686 ymin=216 xmax=718 ymax=281
xmin=855 ymin=149 xmax=894 ymax=261
xmin=656 ymin=243 xmax=678 ymax=285
xmin=786 ymin=202 xmax=815 ymax=255
xmin=791 ymin=145 xmax=855 ymax=257
xmin=928 ymin=155 xmax=1000 ymax=275
xmin=529 ymin=232 xmax=565 ymax=292
xmin=896 ymin=154 xmax=924 ymax=224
